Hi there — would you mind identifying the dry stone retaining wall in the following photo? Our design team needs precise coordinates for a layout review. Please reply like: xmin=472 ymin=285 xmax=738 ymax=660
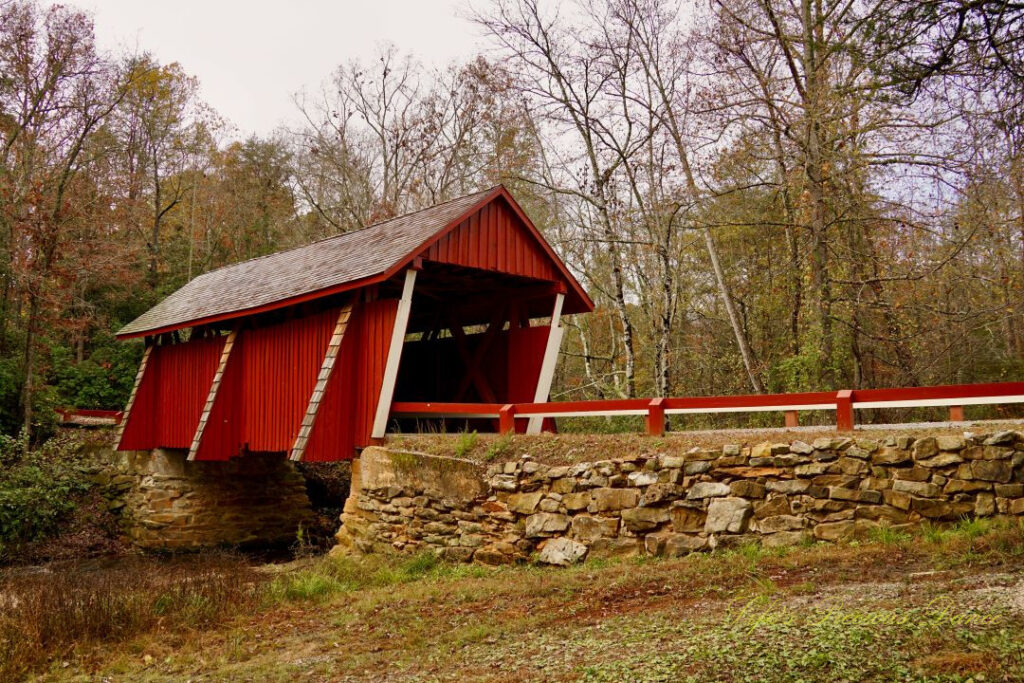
xmin=335 ymin=431 xmax=1024 ymax=565
xmin=108 ymin=449 xmax=315 ymax=549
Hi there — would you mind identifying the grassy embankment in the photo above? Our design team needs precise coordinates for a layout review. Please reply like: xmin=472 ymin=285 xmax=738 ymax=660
xmin=2 ymin=517 xmax=1023 ymax=681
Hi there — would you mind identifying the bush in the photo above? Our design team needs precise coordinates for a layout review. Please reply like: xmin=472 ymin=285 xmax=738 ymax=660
xmin=50 ymin=333 xmax=142 ymax=411
xmin=0 ymin=433 xmax=93 ymax=561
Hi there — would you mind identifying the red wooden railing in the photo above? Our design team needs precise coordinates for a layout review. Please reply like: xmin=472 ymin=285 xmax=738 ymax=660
xmin=390 ymin=381 xmax=1024 ymax=435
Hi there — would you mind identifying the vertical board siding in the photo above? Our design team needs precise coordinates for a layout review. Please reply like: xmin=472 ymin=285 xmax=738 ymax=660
xmin=196 ymin=308 xmax=338 ymax=459
xmin=122 ymin=304 xmax=390 ymax=462
xmin=118 ymin=336 xmax=226 ymax=451
xmin=240 ymin=308 xmax=337 ymax=452
xmin=193 ymin=333 xmax=246 ymax=461
xmin=505 ymin=326 xmax=551 ymax=402
xmin=423 ymin=199 xmax=559 ymax=281
xmin=304 ymin=299 xmax=399 ymax=462
xmin=116 ymin=348 xmax=160 ymax=451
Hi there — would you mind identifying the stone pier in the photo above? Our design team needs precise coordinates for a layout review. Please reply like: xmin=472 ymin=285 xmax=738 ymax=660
xmin=110 ymin=449 xmax=315 ymax=549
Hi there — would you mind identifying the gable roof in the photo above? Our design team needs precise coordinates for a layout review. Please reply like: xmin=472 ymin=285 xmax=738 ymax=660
xmin=117 ymin=186 xmax=593 ymax=338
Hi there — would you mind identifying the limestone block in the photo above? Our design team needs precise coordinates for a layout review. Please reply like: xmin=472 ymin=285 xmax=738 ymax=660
xmin=670 ymin=506 xmax=706 ymax=532
xmin=892 ymin=480 xmax=941 ymax=498
xmin=766 ymin=480 xmax=810 ymax=495
xmin=936 ymin=436 xmax=965 ymax=451
xmin=588 ymin=537 xmax=641 ymax=558
xmin=562 ymin=491 xmax=592 ymax=511
xmin=813 ymin=519 xmax=877 ymax=542
xmin=871 ymin=448 xmax=911 ymax=465
xmin=537 ymin=537 xmax=588 ymax=566
xmin=686 ymin=482 xmax=731 ymax=500
xmin=571 ymin=515 xmax=619 ymax=543
xmin=971 ymin=460 xmax=1013 ymax=483
xmin=705 ymin=497 xmax=753 ymax=534
xmin=621 ymin=506 xmax=671 ymax=532
xmin=524 ymin=512 xmax=571 ymax=537
xmin=917 ymin=453 xmax=964 ymax=468
xmin=762 ymin=531 xmax=808 ymax=548
xmin=756 ymin=515 xmax=806 ymax=533
xmin=912 ymin=438 xmax=939 ymax=459
xmin=753 ymin=495 xmax=791 ymax=519
xmin=730 ymin=481 xmax=767 ymax=499
xmin=589 ymin=487 xmax=640 ymax=512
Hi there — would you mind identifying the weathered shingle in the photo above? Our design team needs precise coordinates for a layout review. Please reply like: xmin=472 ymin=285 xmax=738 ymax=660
xmin=119 ymin=188 xmax=495 ymax=337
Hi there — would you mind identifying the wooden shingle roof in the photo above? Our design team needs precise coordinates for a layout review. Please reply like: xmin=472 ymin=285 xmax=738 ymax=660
xmin=118 ymin=186 xmax=591 ymax=338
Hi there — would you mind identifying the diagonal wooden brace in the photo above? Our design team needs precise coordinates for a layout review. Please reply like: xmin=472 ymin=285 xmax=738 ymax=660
xmin=114 ymin=343 xmax=154 ymax=450
xmin=188 ymin=329 xmax=238 ymax=461
xmin=290 ymin=304 xmax=354 ymax=461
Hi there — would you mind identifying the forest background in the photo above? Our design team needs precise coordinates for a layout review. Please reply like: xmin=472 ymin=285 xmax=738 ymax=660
xmin=1 ymin=0 xmax=1022 ymax=440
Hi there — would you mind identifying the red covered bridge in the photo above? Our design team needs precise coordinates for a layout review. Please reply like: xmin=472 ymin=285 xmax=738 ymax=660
xmin=115 ymin=186 xmax=593 ymax=461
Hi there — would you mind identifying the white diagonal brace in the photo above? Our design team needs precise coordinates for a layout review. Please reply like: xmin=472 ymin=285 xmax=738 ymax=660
xmin=527 ymin=293 xmax=565 ymax=435
xmin=371 ymin=268 xmax=417 ymax=438
xmin=290 ymin=304 xmax=354 ymax=461
xmin=115 ymin=343 xmax=154 ymax=450
xmin=187 ymin=329 xmax=238 ymax=461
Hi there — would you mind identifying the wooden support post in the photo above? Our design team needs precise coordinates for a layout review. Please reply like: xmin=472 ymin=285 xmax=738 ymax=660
xmin=527 ymin=293 xmax=565 ymax=435
xmin=784 ymin=410 xmax=799 ymax=428
xmin=836 ymin=390 xmax=854 ymax=432
xmin=114 ymin=343 xmax=154 ymax=450
xmin=188 ymin=329 xmax=238 ymax=461
xmin=646 ymin=398 xmax=666 ymax=437
xmin=290 ymin=304 xmax=353 ymax=461
xmin=499 ymin=404 xmax=516 ymax=435
xmin=371 ymin=268 xmax=417 ymax=439
xmin=949 ymin=405 xmax=964 ymax=422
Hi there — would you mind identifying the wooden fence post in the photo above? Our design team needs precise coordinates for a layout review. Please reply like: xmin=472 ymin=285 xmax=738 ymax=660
xmin=836 ymin=390 xmax=854 ymax=432
xmin=499 ymin=404 xmax=516 ymax=435
xmin=647 ymin=398 xmax=666 ymax=437
xmin=949 ymin=405 xmax=964 ymax=422
xmin=784 ymin=410 xmax=799 ymax=428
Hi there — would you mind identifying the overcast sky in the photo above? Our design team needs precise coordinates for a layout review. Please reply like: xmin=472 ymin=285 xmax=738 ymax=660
xmin=64 ymin=0 xmax=485 ymax=137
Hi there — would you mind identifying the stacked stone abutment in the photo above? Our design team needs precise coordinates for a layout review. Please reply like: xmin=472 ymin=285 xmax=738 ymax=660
xmin=111 ymin=449 xmax=315 ymax=549
xmin=335 ymin=431 xmax=1024 ymax=565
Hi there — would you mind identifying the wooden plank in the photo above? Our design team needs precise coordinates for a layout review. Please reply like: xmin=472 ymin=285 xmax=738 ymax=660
xmin=371 ymin=269 xmax=417 ymax=439
xmin=187 ymin=330 xmax=238 ymax=461
xmin=114 ymin=344 xmax=154 ymax=450
xmin=527 ymin=293 xmax=564 ymax=434
xmin=290 ymin=304 xmax=353 ymax=461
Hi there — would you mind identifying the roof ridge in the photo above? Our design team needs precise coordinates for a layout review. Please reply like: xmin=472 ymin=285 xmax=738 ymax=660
xmin=191 ymin=185 xmax=500 ymax=283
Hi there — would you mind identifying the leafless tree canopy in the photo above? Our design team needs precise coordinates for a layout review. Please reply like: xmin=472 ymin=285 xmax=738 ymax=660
xmin=0 ymin=0 xmax=1022 ymax=437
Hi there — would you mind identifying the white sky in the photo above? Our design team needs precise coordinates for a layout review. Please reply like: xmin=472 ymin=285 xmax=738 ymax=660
xmin=64 ymin=0 xmax=485 ymax=137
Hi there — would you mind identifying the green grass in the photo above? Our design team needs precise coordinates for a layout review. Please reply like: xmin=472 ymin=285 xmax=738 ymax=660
xmin=266 ymin=550 xmax=492 ymax=604
xmin=483 ymin=432 xmax=514 ymax=461
xmin=453 ymin=430 xmax=478 ymax=458
xmin=869 ymin=524 xmax=913 ymax=545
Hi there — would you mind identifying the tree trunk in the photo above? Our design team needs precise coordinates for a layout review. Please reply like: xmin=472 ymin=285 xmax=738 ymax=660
xmin=703 ymin=227 xmax=764 ymax=393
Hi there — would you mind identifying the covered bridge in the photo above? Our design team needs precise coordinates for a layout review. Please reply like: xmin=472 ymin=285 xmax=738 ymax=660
xmin=115 ymin=186 xmax=593 ymax=462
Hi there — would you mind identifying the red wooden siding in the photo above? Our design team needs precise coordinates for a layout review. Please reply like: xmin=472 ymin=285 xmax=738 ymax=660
xmin=241 ymin=308 xmax=337 ymax=452
xmin=505 ymin=326 xmax=550 ymax=402
xmin=422 ymin=199 xmax=560 ymax=282
xmin=192 ymin=333 xmax=246 ymax=461
xmin=192 ymin=308 xmax=338 ymax=460
xmin=118 ymin=335 xmax=226 ymax=451
xmin=303 ymin=299 xmax=399 ymax=462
